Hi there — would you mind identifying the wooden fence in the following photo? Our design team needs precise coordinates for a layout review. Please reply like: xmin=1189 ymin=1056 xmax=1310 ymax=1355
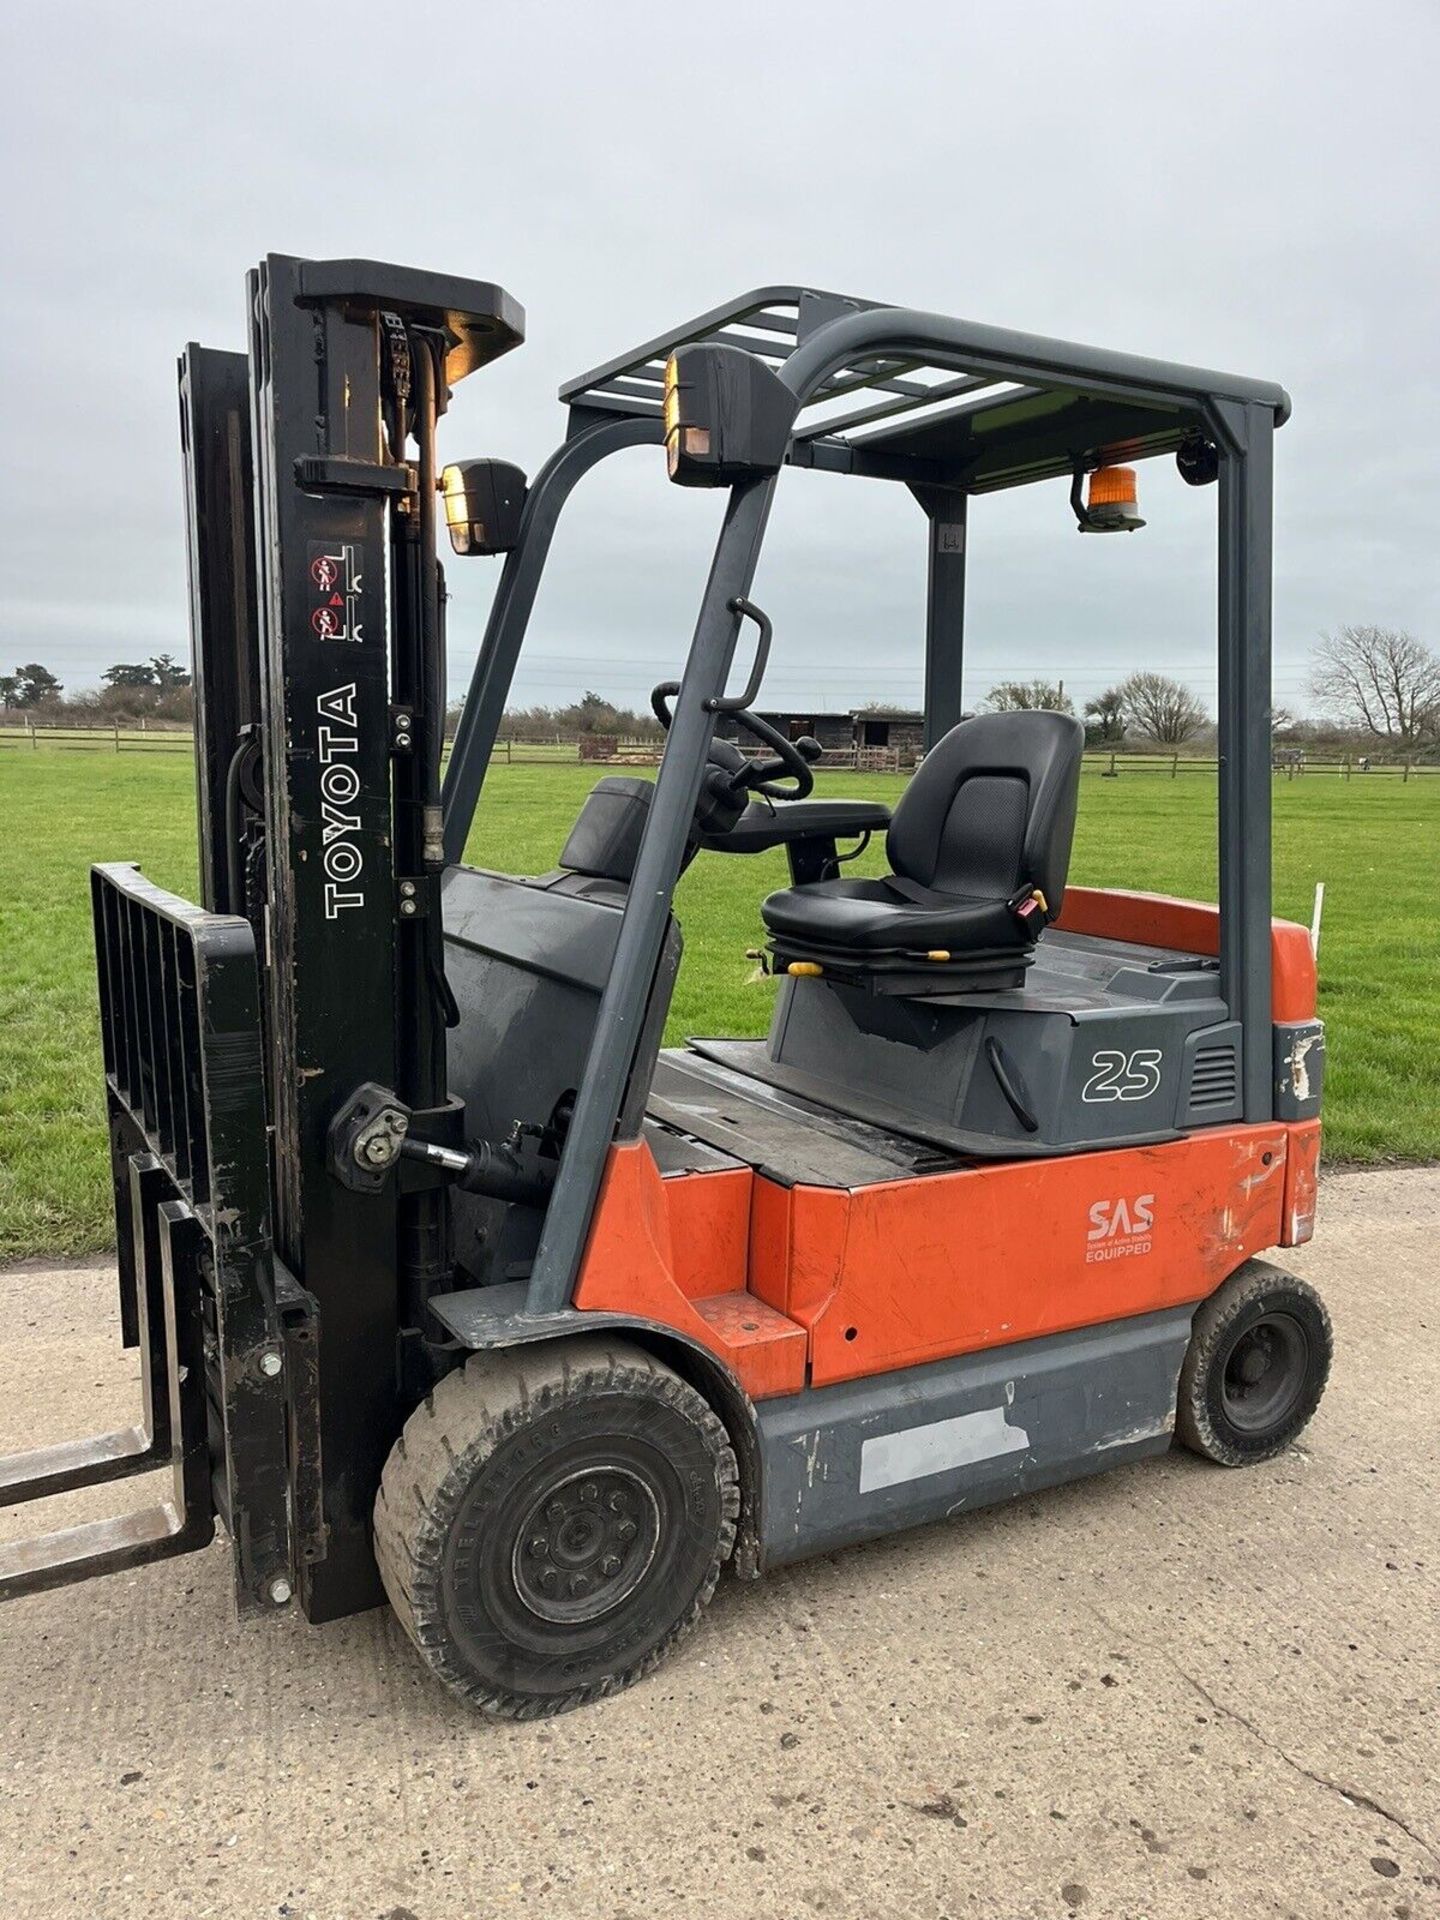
xmin=0 ymin=721 xmax=196 ymax=753
xmin=3 ymin=722 xmax=1436 ymax=780
xmin=1084 ymin=750 xmax=1436 ymax=780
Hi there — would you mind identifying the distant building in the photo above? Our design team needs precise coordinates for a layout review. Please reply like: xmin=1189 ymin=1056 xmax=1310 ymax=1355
xmin=713 ymin=707 xmax=926 ymax=766
xmin=712 ymin=710 xmax=856 ymax=752
xmin=852 ymin=708 xmax=926 ymax=760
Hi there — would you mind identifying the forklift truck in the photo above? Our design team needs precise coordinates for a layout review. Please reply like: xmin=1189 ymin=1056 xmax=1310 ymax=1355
xmin=0 ymin=260 xmax=1331 ymax=1718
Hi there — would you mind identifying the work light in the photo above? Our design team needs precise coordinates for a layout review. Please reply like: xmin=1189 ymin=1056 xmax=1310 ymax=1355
xmin=662 ymin=345 xmax=798 ymax=486
xmin=441 ymin=459 xmax=528 ymax=555
xmin=1176 ymin=432 xmax=1220 ymax=487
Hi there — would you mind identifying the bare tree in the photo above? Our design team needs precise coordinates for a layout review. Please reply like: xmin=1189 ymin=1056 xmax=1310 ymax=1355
xmin=1311 ymin=625 xmax=1440 ymax=750
xmin=983 ymin=679 xmax=1074 ymax=715
xmin=1117 ymin=671 xmax=1208 ymax=746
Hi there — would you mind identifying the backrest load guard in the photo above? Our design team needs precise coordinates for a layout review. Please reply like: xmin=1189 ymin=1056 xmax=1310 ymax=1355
xmin=886 ymin=711 xmax=1085 ymax=911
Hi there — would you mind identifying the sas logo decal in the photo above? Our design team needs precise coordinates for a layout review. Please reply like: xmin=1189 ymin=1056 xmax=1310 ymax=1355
xmin=1085 ymin=1194 xmax=1155 ymax=1263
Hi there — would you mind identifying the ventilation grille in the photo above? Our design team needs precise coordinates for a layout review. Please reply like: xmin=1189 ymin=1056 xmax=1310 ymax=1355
xmin=1188 ymin=1042 xmax=1239 ymax=1112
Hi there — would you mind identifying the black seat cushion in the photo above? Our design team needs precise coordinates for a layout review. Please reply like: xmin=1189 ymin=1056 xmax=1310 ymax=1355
xmin=759 ymin=874 xmax=1019 ymax=953
xmin=760 ymin=710 xmax=1084 ymax=961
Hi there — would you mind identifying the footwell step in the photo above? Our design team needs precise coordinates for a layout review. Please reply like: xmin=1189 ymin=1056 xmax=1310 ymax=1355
xmin=691 ymin=1291 xmax=806 ymax=1398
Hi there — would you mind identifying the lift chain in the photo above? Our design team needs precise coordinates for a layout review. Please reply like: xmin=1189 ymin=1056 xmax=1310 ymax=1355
xmin=380 ymin=309 xmax=413 ymax=453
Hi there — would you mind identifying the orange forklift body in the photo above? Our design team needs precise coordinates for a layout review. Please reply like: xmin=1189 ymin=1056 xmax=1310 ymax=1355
xmin=575 ymin=892 xmax=1322 ymax=1402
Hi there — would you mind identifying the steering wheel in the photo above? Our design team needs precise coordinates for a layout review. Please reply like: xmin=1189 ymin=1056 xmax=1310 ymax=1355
xmin=650 ymin=682 xmax=817 ymax=801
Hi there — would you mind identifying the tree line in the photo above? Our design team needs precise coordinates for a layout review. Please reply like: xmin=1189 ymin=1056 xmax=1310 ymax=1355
xmin=6 ymin=627 xmax=1439 ymax=755
xmin=983 ymin=672 xmax=1211 ymax=748
xmin=1 ymin=655 xmax=194 ymax=723
xmin=484 ymin=690 xmax=666 ymax=743
xmin=976 ymin=625 xmax=1440 ymax=755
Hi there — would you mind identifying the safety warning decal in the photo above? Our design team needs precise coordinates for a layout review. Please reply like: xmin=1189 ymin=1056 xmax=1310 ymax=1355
xmin=308 ymin=543 xmax=364 ymax=644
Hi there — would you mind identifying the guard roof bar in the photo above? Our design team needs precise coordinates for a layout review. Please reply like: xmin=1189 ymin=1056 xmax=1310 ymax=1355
xmin=560 ymin=288 xmax=1291 ymax=488
xmin=774 ymin=304 xmax=1292 ymax=426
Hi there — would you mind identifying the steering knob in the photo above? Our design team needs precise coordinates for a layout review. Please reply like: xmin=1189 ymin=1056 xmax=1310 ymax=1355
xmin=794 ymin=736 xmax=824 ymax=764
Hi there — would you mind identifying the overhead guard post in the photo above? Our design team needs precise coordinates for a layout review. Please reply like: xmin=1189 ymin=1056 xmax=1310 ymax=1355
xmin=441 ymin=414 xmax=665 ymax=864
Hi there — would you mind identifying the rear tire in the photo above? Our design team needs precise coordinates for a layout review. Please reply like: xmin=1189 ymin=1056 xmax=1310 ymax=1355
xmin=374 ymin=1336 xmax=738 ymax=1718
xmin=1176 ymin=1261 xmax=1332 ymax=1466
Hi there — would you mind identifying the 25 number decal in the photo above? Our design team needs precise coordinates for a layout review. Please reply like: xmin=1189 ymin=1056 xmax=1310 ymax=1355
xmin=1082 ymin=1048 xmax=1163 ymax=1103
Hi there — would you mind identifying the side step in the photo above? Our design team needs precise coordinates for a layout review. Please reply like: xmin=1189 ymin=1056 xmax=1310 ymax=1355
xmin=0 ymin=1185 xmax=213 ymax=1599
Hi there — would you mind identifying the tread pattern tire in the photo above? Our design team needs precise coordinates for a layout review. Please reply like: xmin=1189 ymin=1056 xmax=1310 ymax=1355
xmin=1177 ymin=1260 xmax=1332 ymax=1467
xmin=374 ymin=1335 xmax=738 ymax=1718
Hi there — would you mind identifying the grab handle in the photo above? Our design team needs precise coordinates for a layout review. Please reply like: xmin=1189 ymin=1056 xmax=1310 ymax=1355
xmin=705 ymin=597 xmax=772 ymax=714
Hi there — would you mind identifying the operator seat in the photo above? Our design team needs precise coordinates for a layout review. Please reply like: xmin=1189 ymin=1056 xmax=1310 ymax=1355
xmin=760 ymin=710 xmax=1085 ymax=990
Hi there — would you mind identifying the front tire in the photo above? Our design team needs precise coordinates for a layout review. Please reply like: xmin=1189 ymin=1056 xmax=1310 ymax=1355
xmin=374 ymin=1336 xmax=738 ymax=1718
xmin=1177 ymin=1261 xmax=1332 ymax=1466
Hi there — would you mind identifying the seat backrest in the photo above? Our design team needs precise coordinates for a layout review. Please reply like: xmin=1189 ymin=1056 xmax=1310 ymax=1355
xmin=886 ymin=711 xmax=1085 ymax=908
xmin=557 ymin=776 xmax=654 ymax=883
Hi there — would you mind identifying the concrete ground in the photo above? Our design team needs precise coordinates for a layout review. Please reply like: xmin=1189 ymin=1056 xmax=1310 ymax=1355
xmin=1 ymin=1167 xmax=1436 ymax=1920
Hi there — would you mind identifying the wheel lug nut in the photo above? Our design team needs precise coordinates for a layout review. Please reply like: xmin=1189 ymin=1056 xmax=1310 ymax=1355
xmin=527 ymin=1536 xmax=548 ymax=1557
xmin=606 ymin=1491 xmax=627 ymax=1513
xmin=616 ymin=1519 xmax=637 ymax=1541
xmin=579 ymin=1482 xmax=598 ymax=1504
xmin=545 ymin=1500 xmax=565 ymax=1520
xmin=600 ymin=1553 xmax=622 ymax=1577
xmin=569 ymin=1573 xmax=590 ymax=1597
xmin=538 ymin=1566 xmax=558 ymax=1590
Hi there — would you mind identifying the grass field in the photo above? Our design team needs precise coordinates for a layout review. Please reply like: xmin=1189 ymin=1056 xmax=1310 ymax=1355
xmin=2 ymin=751 xmax=1437 ymax=1259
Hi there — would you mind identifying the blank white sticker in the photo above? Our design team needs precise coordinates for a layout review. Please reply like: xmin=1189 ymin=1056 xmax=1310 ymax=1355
xmin=859 ymin=1405 xmax=1029 ymax=1494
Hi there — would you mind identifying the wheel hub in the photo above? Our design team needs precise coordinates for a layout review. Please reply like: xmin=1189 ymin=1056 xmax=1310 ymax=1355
xmin=1221 ymin=1313 xmax=1309 ymax=1433
xmin=511 ymin=1466 xmax=660 ymax=1624
xmin=1238 ymin=1338 xmax=1272 ymax=1384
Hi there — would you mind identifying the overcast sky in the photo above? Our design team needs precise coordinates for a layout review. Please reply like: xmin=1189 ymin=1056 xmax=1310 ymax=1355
xmin=3 ymin=2 xmax=1437 ymax=719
